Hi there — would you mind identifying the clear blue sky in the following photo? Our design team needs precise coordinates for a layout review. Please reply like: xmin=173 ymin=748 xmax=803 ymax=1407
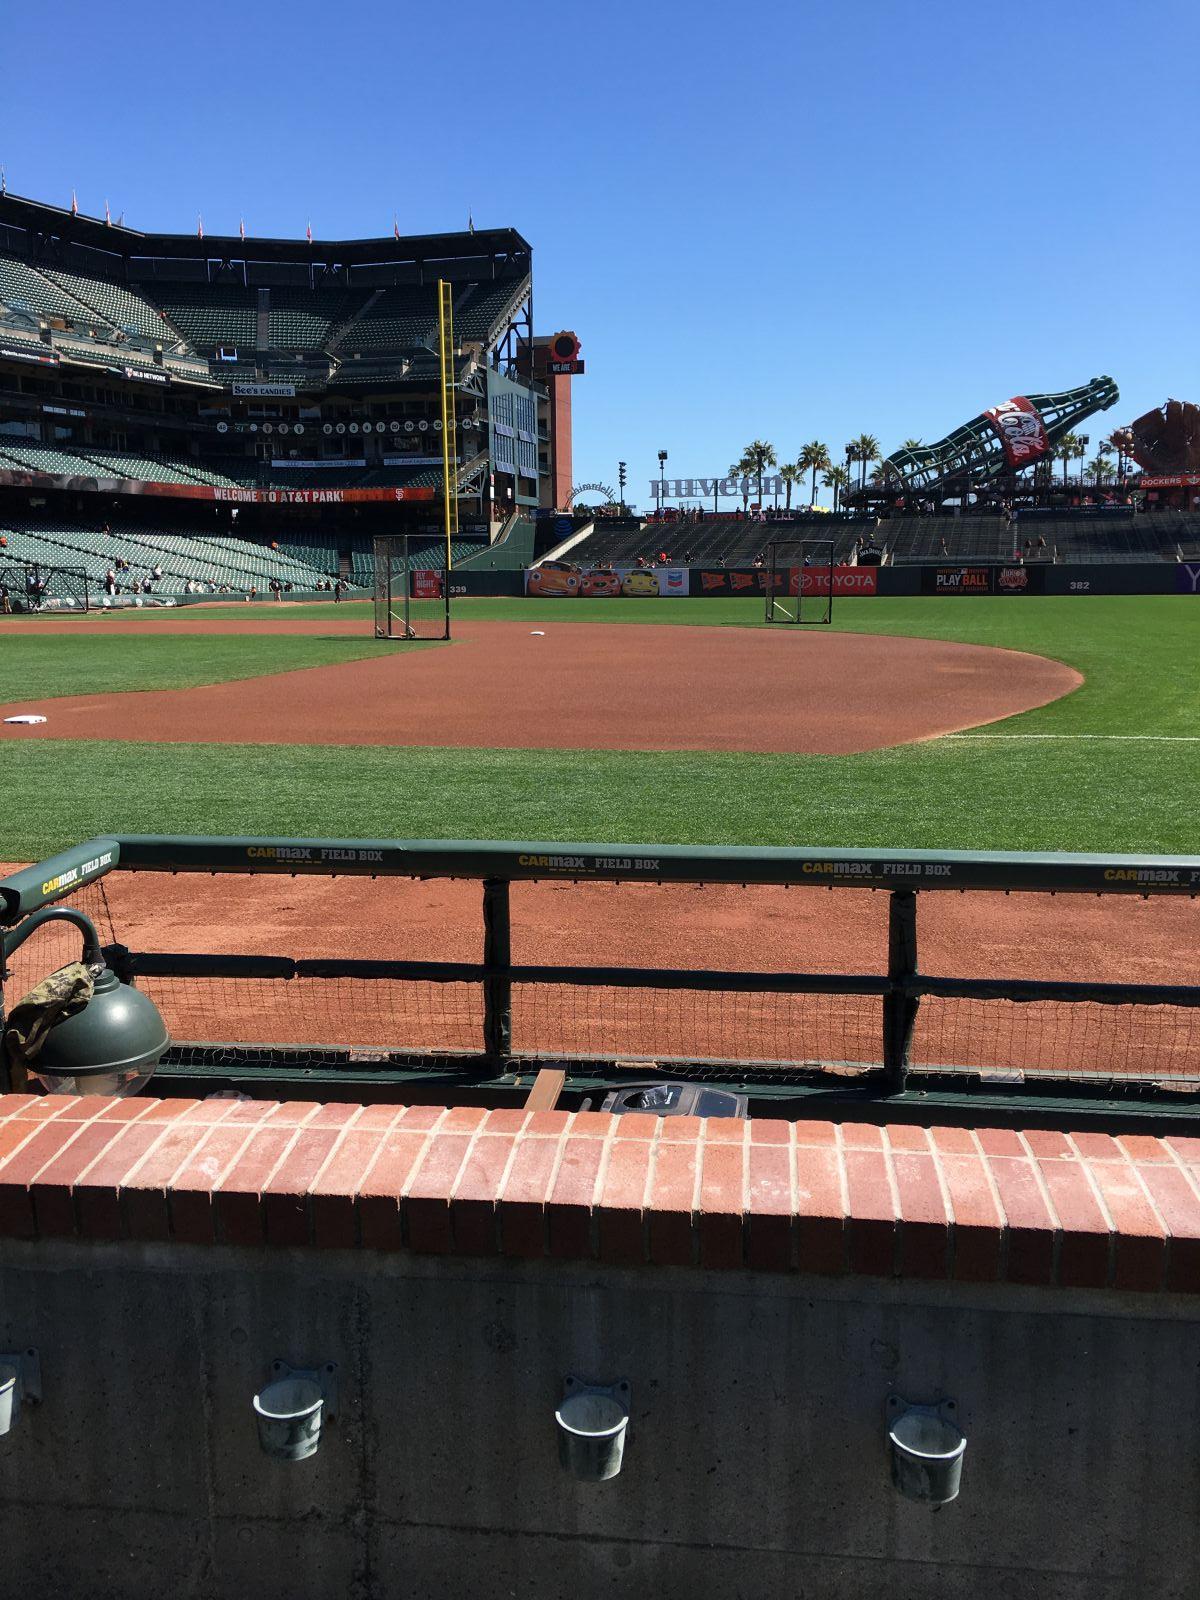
xmin=4 ymin=0 xmax=1196 ymax=506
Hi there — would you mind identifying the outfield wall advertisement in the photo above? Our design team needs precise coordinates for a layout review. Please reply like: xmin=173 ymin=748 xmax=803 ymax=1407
xmin=523 ymin=566 xmax=691 ymax=597
xmin=920 ymin=565 xmax=1047 ymax=595
xmin=522 ymin=564 xmax=877 ymax=597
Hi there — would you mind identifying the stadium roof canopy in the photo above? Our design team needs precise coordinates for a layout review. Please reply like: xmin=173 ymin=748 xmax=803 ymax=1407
xmin=0 ymin=193 xmax=530 ymax=272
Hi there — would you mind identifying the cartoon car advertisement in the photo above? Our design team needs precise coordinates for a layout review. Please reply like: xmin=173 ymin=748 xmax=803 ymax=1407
xmin=621 ymin=569 xmax=660 ymax=597
xmin=525 ymin=561 xmax=582 ymax=596
xmin=581 ymin=568 xmax=622 ymax=597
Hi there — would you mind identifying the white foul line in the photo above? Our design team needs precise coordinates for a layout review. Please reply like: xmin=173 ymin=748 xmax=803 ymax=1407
xmin=943 ymin=732 xmax=1200 ymax=743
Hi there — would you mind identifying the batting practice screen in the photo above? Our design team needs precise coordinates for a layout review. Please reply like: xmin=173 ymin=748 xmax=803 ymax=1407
xmin=766 ymin=539 xmax=835 ymax=624
xmin=0 ymin=559 xmax=90 ymax=614
xmin=372 ymin=535 xmax=451 ymax=640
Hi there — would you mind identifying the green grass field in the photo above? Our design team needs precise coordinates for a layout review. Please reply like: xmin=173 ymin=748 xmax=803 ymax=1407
xmin=2 ymin=595 xmax=1196 ymax=860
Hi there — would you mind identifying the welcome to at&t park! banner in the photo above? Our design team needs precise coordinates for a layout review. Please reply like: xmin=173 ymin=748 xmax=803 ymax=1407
xmin=982 ymin=397 xmax=1051 ymax=469
xmin=0 ymin=465 xmax=434 ymax=505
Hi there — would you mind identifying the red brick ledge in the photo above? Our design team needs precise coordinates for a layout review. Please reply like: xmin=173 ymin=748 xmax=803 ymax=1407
xmin=0 ymin=1095 xmax=1198 ymax=1291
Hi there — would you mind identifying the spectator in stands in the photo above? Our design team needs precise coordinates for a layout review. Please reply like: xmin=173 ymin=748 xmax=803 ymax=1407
xmin=152 ymin=564 xmax=163 ymax=581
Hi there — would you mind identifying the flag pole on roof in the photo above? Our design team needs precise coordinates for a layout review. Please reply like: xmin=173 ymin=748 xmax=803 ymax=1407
xmin=393 ymin=213 xmax=400 ymax=240
xmin=468 ymin=209 xmax=475 ymax=234
xmin=70 ymin=189 xmax=78 ymax=216
xmin=239 ymin=217 xmax=246 ymax=242
xmin=306 ymin=220 xmax=312 ymax=243
xmin=104 ymin=198 xmax=111 ymax=226
xmin=0 ymin=168 xmax=7 ymax=196
xmin=197 ymin=213 xmax=204 ymax=240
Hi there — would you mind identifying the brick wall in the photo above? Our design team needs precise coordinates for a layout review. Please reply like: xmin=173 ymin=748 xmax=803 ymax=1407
xmin=4 ymin=1092 xmax=1200 ymax=1598
xmin=1 ymin=1093 xmax=1198 ymax=1291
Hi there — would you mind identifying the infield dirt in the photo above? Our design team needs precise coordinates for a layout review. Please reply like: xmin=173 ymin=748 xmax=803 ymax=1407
xmin=0 ymin=618 xmax=1080 ymax=755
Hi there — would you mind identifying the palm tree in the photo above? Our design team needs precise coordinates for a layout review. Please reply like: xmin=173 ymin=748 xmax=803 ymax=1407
xmin=736 ymin=439 xmax=777 ymax=510
xmin=1057 ymin=432 xmax=1079 ymax=487
xmin=778 ymin=462 xmax=800 ymax=513
xmin=726 ymin=463 xmax=749 ymax=511
xmin=1089 ymin=455 xmax=1114 ymax=485
xmin=822 ymin=464 xmax=849 ymax=513
xmin=851 ymin=433 xmax=880 ymax=490
xmin=797 ymin=441 xmax=831 ymax=508
xmin=901 ymin=438 xmax=924 ymax=453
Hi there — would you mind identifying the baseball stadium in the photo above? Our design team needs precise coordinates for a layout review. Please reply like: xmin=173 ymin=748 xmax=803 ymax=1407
xmin=2 ymin=137 xmax=1200 ymax=1599
xmin=0 ymin=190 xmax=1196 ymax=1127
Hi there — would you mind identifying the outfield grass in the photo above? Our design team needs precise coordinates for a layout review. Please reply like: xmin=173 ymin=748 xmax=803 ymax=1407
xmin=0 ymin=632 xmax=409 ymax=703
xmin=1 ymin=595 xmax=1195 ymax=860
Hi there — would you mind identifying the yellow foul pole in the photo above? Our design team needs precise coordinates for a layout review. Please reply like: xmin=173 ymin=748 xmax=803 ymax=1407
xmin=437 ymin=280 xmax=458 ymax=572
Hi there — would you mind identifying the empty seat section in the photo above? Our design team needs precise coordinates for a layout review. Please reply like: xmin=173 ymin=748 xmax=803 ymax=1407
xmin=267 ymin=289 xmax=363 ymax=350
xmin=454 ymin=279 xmax=525 ymax=341
xmin=335 ymin=286 xmax=438 ymax=351
xmin=155 ymin=285 xmax=257 ymax=350
xmin=39 ymin=266 xmax=171 ymax=340
xmin=0 ymin=254 xmax=105 ymax=325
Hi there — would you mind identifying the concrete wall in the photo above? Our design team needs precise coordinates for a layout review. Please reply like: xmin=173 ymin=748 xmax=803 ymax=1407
xmin=1 ymin=1237 xmax=1196 ymax=1600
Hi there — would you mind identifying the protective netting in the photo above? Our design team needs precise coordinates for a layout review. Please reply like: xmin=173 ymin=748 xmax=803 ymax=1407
xmin=136 ymin=974 xmax=482 ymax=1058
xmin=3 ymin=870 xmax=1197 ymax=1084
xmin=910 ymin=997 xmax=1200 ymax=1083
xmin=372 ymin=536 xmax=449 ymax=640
xmin=509 ymin=985 xmax=882 ymax=1070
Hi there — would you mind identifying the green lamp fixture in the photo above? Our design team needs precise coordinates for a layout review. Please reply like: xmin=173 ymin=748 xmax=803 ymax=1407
xmin=1 ymin=907 xmax=169 ymax=1097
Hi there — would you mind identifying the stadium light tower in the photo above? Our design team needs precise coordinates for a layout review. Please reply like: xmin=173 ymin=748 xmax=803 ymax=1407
xmin=617 ymin=460 xmax=627 ymax=512
xmin=657 ymin=449 xmax=668 ymax=517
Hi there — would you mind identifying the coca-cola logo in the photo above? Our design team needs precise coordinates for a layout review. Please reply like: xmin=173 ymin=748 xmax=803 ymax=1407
xmin=985 ymin=397 xmax=1049 ymax=465
xmin=996 ymin=414 xmax=1043 ymax=460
